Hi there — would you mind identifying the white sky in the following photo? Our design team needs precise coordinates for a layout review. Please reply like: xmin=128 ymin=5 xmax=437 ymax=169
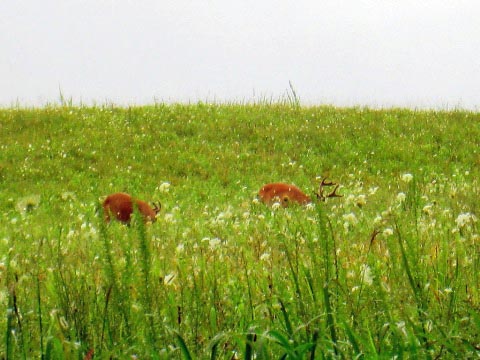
xmin=1 ymin=1 xmax=479 ymax=109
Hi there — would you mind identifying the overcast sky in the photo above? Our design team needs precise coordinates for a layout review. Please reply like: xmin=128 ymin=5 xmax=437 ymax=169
xmin=1 ymin=1 xmax=479 ymax=109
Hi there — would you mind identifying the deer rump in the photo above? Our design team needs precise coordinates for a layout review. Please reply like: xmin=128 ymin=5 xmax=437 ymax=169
xmin=103 ymin=192 xmax=160 ymax=224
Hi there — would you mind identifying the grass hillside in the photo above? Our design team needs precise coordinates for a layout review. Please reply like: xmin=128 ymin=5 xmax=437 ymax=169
xmin=0 ymin=103 xmax=479 ymax=359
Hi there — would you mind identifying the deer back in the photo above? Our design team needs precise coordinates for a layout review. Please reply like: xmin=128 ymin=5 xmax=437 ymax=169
xmin=103 ymin=192 xmax=160 ymax=223
xmin=258 ymin=183 xmax=312 ymax=207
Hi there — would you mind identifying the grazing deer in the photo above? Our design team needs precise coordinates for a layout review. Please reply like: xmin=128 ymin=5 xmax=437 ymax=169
xmin=102 ymin=192 xmax=161 ymax=224
xmin=258 ymin=178 xmax=342 ymax=207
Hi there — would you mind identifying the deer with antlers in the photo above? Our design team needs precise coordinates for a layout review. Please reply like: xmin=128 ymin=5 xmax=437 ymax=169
xmin=102 ymin=192 xmax=161 ymax=224
xmin=258 ymin=178 xmax=342 ymax=207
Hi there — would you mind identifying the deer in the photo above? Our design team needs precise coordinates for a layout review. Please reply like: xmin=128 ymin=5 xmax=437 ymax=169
xmin=102 ymin=192 xmax=161 ymax=224
xmin=258 ymin=178 xmax=342 ymax=207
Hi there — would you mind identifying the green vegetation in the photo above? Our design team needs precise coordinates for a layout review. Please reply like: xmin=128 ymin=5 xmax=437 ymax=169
xmin=0 ymin=103 xmax=479 ymax=358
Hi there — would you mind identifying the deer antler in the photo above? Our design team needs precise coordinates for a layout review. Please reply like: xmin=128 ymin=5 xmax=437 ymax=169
xmin=152 ymin=202 xmax=162 ymax=214
xmin=316 ymin=178 xmax=343 ymax=201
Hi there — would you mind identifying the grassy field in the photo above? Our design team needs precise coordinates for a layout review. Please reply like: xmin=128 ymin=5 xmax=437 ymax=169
xmin=0 ymin=103 xmax=479 ymax=359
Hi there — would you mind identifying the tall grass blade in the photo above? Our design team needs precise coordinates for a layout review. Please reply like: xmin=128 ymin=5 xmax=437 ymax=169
xmin=267 ymin=329 xmax=294 ymax=356
xmin=36 ymin=267 xmax=45 ymax=359
xmin=98 ymin=215 xmax=131 ymax=341
xmin=309 ymin=328 xmax=320 ymax=360
xmin=342 ymin=321 xmax=361 ymax=356
xmin=394 ymin=220 xmax=430 ymax=352
xmin=135 ymin=213 xmax=157 ymax=350
xmin=278 ymin=298 xmax=294 ymax=341
xmin=241 ymin=250 xmax=255 ymax=322
xmin=287 ymin=80 xmax=300 ymax=108
xmin=316 ymin=204 xmax=339 ymax=355
xmin=45 ymin=337 xmax=65 ymax=360
xmin=281 ymin=237 xmax=305 ymax=318
xmin=245 ymin=330 xmax=255 ymax=360
xmin=210 ymin=342 xmax=219 ymax=360
xmin=174 ymin=330 xmax=193 ymax=360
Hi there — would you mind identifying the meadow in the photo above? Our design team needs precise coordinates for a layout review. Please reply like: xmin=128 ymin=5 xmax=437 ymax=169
xmin=0 ymin=103 xmax=479 ymax=359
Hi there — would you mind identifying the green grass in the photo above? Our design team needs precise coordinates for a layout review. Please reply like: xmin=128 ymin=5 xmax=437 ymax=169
xmin=0 ymin=103 xmax=479 ymax=358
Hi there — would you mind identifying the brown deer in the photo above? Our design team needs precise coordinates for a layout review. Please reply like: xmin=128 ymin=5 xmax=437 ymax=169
xmin=258 ymin=178 xmax=342 ymax=207
xmin=102 ymin=192 xmax=161 ymax=224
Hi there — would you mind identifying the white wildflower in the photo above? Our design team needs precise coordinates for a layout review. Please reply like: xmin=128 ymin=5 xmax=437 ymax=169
xmin=342 ymin=212 xmax=358 ymax=225
xmin=346 ymin=270 xmax=355 ymax=279
xmin=271 ymin=202 xmax=281 ymax=210
xmin=360 ymin=264 xmax=374 ymax=286
xmin=176 ymin=243 xmax=184 ymax=253
xmin=383 ymin=228 xmax=394 ymax=236
xmin=61 ymin=192 xmax=76 ymax=201
xmin=345 ymin=194 xmax=356 ymax=206
xmin=356 ymin=194 xmax=367 ymax=207
xmin=422 ymin=204 xmax=434 ymax=216
xmin=202 ymin=237 xmax=222 ymax=250
xmin=210 ymin=238 xmax=221 ymax=249
xmin=260 ymin=252 xmax=271 ymax=261
xmin=218 ymin=206 xmax=233 ymax=220
xmin=401 ymin=173 xmax=413 ymax=183
xmin=157 ymin=182 xmax=171 ymax=193
xmin=396 ymin=321 xmax=407 ymax=337
xmin=343 ymin=212 xmax=358 ymax=232
xmin=396 ymin=192 xmax=406 ymax=203
xmin=252 ymin=197 xmax=260 ymax=205
xmin=373 ymin=215 xmax=383 ymax=225
xmin=305 ymin=203 xmax=315 ymax=211
xmin=343 ymin=212 xmax=358 ymax=224
xmin=455 ymin=212 xmax=477 ymax=228
xmin=164 ymin=213 xmax=175 ymax=223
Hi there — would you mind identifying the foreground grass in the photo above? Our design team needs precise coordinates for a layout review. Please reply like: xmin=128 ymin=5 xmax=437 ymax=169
xmin=0 ymin=103 xmax=479 ymax=358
